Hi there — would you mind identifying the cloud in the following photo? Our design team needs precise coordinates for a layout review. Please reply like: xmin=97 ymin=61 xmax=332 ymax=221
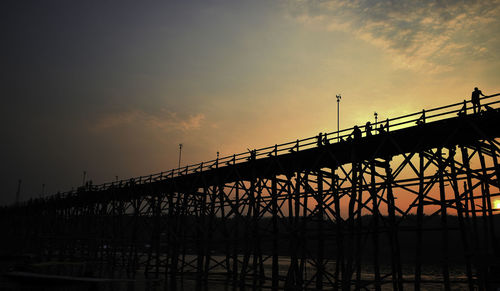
xmin=285 ymin=0 xmax=500 ymax=73
xmin=92 ymin=110 xmax=205 ymax=132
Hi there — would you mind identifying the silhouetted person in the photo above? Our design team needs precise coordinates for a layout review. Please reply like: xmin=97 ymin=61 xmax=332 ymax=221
xmin=317 ymin=132 xmax=323 ymax=147
xmin=377 ymin=124 xmax=386 ymax=134
xmin=365 ymin=122 xmax=372 ymax=136
xmin=352 ymin=126 xmax=362 ymax=140
xmin=471 ymin=87 xmax=485 ymax=114
xmin=250 ymin=149 xmax=256 ymax=160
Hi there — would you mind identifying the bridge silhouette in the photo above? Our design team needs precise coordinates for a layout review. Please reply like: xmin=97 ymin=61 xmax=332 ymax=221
xmin=1 ymin=95 xmax=500 ymax=290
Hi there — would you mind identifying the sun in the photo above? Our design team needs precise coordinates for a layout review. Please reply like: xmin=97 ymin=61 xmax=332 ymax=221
xmin=494 ymin=200 xmax=500 ymax=210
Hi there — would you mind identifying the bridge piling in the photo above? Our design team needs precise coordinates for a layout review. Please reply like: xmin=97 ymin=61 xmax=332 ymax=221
xmin=437 ymin=148 xmax=451 ymax=291
xmin=370 ymin=160 xmax=381 ymax=291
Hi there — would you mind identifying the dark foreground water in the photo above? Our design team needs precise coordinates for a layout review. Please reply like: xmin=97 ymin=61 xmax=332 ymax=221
xmin=0 ymin=277 xmax=475 ymax=291
xmin=0 ymin=255 xmax=479 ymax=290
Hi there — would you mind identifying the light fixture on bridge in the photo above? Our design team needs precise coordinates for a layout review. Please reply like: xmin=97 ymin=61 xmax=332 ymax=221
xmin=336 ymin=94 xmax=341 ymax=142
xmin=178 ymin=144 xmax=183 ymax=168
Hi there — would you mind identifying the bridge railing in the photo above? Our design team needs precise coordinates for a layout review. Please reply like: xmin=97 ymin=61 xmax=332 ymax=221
xmin=21 ymin=94 xmax=500 ymax=202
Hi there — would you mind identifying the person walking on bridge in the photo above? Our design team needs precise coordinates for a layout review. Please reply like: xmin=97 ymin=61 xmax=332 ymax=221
xmin=471 ymin=87 xmax=485 ymax=114
xmin=365 ymin=121 xmax=373 ymax=136
xmin=352 ymin=126 xmax=362 ymax=140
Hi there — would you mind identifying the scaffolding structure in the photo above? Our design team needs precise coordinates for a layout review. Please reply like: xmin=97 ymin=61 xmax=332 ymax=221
xmin=2 ymin=96 xmax=500 ymax=290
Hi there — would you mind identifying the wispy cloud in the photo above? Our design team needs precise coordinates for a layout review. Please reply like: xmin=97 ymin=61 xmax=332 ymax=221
xmin=286 ymin=0 xmax=500 ymax=73
xmin=92 ymin=110 xmax=205 ymax=132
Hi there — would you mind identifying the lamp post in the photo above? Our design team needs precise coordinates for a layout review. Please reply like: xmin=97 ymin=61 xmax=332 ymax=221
xmin=178 ymin=144 xmax=183 ymax=168
xmin=374 ymin=112 xmax=378 ymax=129
xmin=336 ymin=94 xmax=342 ymax=142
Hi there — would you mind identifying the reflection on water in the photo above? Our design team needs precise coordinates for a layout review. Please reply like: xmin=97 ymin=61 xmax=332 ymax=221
xmin=4 ymin=278 xmax=466 ymax=291
xmin=141 ymin=255 xmax=470 ymax=291
xmin=1 ymin=255 xmax=474 ymax=291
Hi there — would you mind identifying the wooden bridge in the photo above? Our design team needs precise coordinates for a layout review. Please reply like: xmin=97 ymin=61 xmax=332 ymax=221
xmin=2 ymin=95 xmax=500 ymax=290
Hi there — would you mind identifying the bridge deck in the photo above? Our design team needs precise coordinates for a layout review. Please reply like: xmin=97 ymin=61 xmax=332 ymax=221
xmin=60 ymin=109 xmax=499 ymax=205
xmin=203 ymin=111 xmax=500 ymax=181
xmin=17 ymin=95 xmax=499 ymax=205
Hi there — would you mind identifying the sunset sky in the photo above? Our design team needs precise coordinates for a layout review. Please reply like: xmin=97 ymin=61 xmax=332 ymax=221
xmin=1 ymin=0 xmax=500 ymax=204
